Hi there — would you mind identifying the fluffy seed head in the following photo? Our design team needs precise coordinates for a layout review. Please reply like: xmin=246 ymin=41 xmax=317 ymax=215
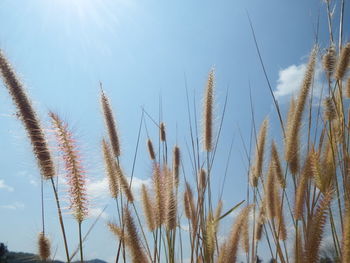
xmin=252 ymin=119 xmax=269 ymax=182
xmin=265 ymin=160 xmax=277 ymax=219
xmin=342 ymin=203 xmax=350 ymax=263
xmin=38 ymin=232 xmax=51 ymax=261
xmin=346 ymin=78 xmax=350 ymax=98
xmin=275 ymin=189 xmax=287 ymax=241
xmin=225 ymin=205 xmax=253 ymax=263
xmin=166 ymin=186 xmax=177 ymax=230
xmin=122 ymin=207 xmax=149 ymax=263
xmin=304 ymin=191 xmax=333 ymax=263
xmin=323 ymin=96 xmax=336 ymax=121
xmin=184 ymin=182 xmax=195 ymax=220
xmin=335 ymin=43 xmax=350 ymax=80
xmin=153 ymin=163 xmax=165 ymax=226
xmin=203 ymin=68 xmax=215 ymax=152
xmin=160 ymin=122 xmax=166 ymax=142
xmin=0 ymin=50 xmax=55 ymax=179
xmin=101 ymin=89 xmax=121 ymax=157
xmin=141 ymin=184 xmax=155 ymax=231
xmin=294 ymin=153 xmax=311 ymax=220
xmin=147 ymin=139 xmax=156 ymax=160
xmin=271 ymin=141 xmax=286 ymax=188
xmin=116 ymin=164 xmax=134 ymax=203
xmin=102 ymin=139 xmax=119 ymax=198
xmin=255 ymin=198 xmax=267 ymax=243
xmin=173 ymin=145 xmax=180 ymax=187
xmin=285 ymin=47 xmax=317 ymax=174
xmin=50 ymin=112 xmax=88 ymax=222
xmin=323 ymin=45 xmax=336 ymax=78
xmin=198 ymin=168 xmax=207 ymax=192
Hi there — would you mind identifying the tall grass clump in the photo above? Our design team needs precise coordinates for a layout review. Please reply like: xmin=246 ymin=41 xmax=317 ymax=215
xmin=2 ymin=2 xmax=350 ymax=263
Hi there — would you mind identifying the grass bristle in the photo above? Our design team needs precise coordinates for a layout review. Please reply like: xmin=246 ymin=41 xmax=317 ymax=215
xmin=323 ymin=44 xmax=336 ymax=78
xmin=50 ymin=112 xmax=88 ymax=222
xmin=323 ymin=96 xmax=336 ymax=121
xmin=304 ymin=190 xmax=333 ymax=263
xmin=147 ymin=139 xmax=156 ymax=161
xmin=38 ymin=232 xmax=51 ymax=261
xmin=0 ymin=50 xmax=55 ymax=180
xmin=116 ymin=163 xmax=134 ymax=203
xmin=252 ymin=118 xmax=269 ymax=185
xmin=141 ymin=184 xmax=156 ymax=231
xmin=101 ymin=89 xmax=121 ymax=158
xmin=203 ymin=68 xmax=215 ymax=152
xmin=102 ymin=139 xmax=119 ymax=198
xmin=285 ymin=47 xmax=317 ymax=174
xmin=173 ymin=145 xmax=180 ymax=187
xmin=335 ymin=42 xmax=350 ymax=80
xmin=160 ymin=122 xmax=166 ymax=142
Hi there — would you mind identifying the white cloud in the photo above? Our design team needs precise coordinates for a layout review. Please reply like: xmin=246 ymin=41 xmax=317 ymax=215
xmin=0 ymin=201 xmax=24 ymax=210
xmin=86 ymin=175 xmax=151 ymax=201
xmin=89 ymin=207 xmax=109 ymax=219
xmin=274 ymin=60 xmax=323 ymax=101
xmin=0 ymin=179 xmax=14 ymax=192
xmin=87 ymin=177 xmax=109 ymax=200
xmin=275 ymin=64 xmax=307 ymax=99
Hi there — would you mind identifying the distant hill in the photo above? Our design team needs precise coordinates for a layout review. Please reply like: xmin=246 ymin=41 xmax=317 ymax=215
xmin=0 ymin=243 xmax=107 ymax=263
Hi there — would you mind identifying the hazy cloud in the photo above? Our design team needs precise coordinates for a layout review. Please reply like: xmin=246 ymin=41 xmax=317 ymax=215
xmin=0 ymin=179 xmax=14 ymax=192
xmin=89 ymin=207 xmax=109 ymax=219
xmin=0 ymin=202 xmax=24 ymax=210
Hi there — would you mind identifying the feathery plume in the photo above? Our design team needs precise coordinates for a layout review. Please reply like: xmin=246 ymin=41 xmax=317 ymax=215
xmin=346 ymin=77 xmax=350 ymax=98
xmin=241 ymin=211 xmax=250 ymax=253
xmin=198 ymin=168 xmax=207 ymax=192
xmin=251 ymin=119 xmax=269 ymax=187
xmin=275 ymin=189 xmax=287 ymax=241
xmin=294 ymin=228 xmax=304 ymax=263
xmin=323 ymin=44 xmax=336 ymax=78
xmin=256 ymin=198 xmax=266 ymax=242
xmin=323 ymin=96 xmax=336 ymax=121
xmin=184 ymin=182 xmax=195 ymax=220
xmin=173 ymin=145 xmax=180 ymax=187
xmin=217 ymin=243 xmax=227 ymax=263
xmin=38 ymin=232 xmax=51 ymax=261
xmin=304 ymin=191 xmax=333 ymax=263
xmin=101 ymin=89 xmax=121 ymax=157
xmin=335 ymin=42 xmax=350 ymax=80
xmin=342 ymin=203 xmax=350 ymax=263
xmin=115 ymin=163 xmax=134 ymax=203
xmin=110 ymin=208 xmax=149 ymax=263
xmin=153 ymin=163 xmax=165 ymax=226
xmin=166 ymin=179 xmax=177 ymax=230
xmin=102 ymin=139 xmax=119 ymax=198
xmin=294 ymin=153 xmax=311 ymax=220
xmin=141 ymin=184 xmax=155 ymax=231
xmin=266 ymin=160 xmax=277 ymax=219
xmin=0 ymin=50 xmax=55 ymax=179
xmin=214 ymin=200 xmax=223 ymax=232
xmin=285 ymin=47 xmax=317 ymax=174
xmin=271 ymin=141 xmax=286 ymax=188
xmin=225 ymin=205 xmax=253 ymax=263
xmin=147 ymin=139 xmax=156 ymax=161
xmin=160 ymin=122 xmax=166 ymax=142
xmin=108 ymin=222 xmax=127 ymax=243
xmin=204 ymin=212 xmax=215 ymax=260
xmin=124 ymin=207 xmax=149 ymax=263
xmin=50 ymin=112 xmax=88 ymax=222
xmin=203 ymin=68 xmax=215 ymax=152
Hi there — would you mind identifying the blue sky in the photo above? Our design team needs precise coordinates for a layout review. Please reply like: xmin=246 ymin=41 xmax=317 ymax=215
xmin=0 ymin=0 xmax=347 ymax=262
